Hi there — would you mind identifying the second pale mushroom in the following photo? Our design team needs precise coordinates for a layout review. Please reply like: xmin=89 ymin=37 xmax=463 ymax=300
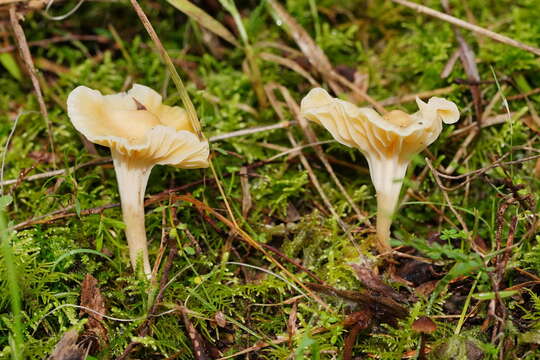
xmin=67 ymin=84 xmax=209 ymax=276
xmin=300 ymin=88 xmax=459 ymax=253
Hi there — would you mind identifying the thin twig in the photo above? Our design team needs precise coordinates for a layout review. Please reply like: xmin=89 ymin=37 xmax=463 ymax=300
xmin=450 ymin=113 xmax=510 ymax=138
xmin=176 ymin=194 xmax=330 ymax=309
xmin=426 ymin=158 xmax=469 ymax=233
xmin=404 ymin=189 xmax=457 ymax=228
xmin=0 ymin=157 xmax=111 ymax=187
xmin=217 ymin=328 xmax=328 ymax=359
xmin=444 ymin=128 xmax=478 ymax=175
xmin=265 ymin=83 xmax=351 ymax=235
xmin=208 ymin=158 xmax=238 ymax=227
xmin=392 ymin=0 xmax=540 ymax=56
xmin=12 ymin=203 xmax=117 ymax=230
xmin=431 ymin=153 xmax=540 ymax=192
xmin=507 ymin=88 xmax=540 ymax=101
xmin=208 ymin=121 xmax=296 ymax=142
xmin=379 ymin=86 xmax=456 ymax=106
xmin=441 ymin=0 xmax=482 ymax=127
xmin=202 ymin=92 xmax=257 ymax=115
xmin=0 ymin=34 xmax=108 ymax=54
xmin=261 ymin=243 xmax=324 ymax=284
xmin=9 ymin=7 xmax=56 ymax=166
xmin=177 ymin=305 xmax=211 ymax=360
xmin=259 ymin=52 xmax=319 ymax=86
xmin=441 ymin=49 xmax=460 ymax=78
xmin=278 ymin=85 xmax=370 ymax=225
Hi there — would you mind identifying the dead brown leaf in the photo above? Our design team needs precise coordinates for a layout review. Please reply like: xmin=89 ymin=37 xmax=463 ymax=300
xmin=287 ymin=301 xmax=298 ymax=347
xmin=350 ymin=263 xmax=408 ymax=303
xmin=79 ymin=274 xmax=108 ymax=353
xmin=395 ymin=260 xmax=437 ymax=287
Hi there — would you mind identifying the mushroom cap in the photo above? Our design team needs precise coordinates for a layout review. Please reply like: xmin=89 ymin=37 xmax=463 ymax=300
xmin=412 ymin=316 xmax=437 ymax=333
xmin=67 ymin=84 xmax=209 ymax=168
xmin=300 ymin=88 xmax=459 ymax=162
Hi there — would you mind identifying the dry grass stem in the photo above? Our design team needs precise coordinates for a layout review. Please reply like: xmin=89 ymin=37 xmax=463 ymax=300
xmin=392 ymin=0 xmax=540 ymax=56
xmin=259 ymin=52 xmax=319 ymax=86
xmin=379 ymin=86 xmax=456 ymax=106
xmin=267 ymin=0 xmax=386 ymax=113
xmin=507 ymin=88 xmax=540 ymax=101
xmin=426 ymin=158 xmax=469 ymax=233
xmin=9 ymin=6 xmax=56 ymax=166
xmin=175 ymin=194 xmax=330 ymax=309
xmin=265 ymin=83 xmax=360 ymax=250
xmin=0 ymin=123 xmax=308 ymax=188
xmin=208 ymin=121 xmax=296 ymax=142
xmin=440 ymin=49 xmax=460 ymax=78
xmin=128 ymin=0 xmax=203 ymax=139
xmin=444 ymin=128 xmax=478 ymax=174
xmin=278 ymin=86 xmax=371 ymax=226
xmin=450 ymin=113 xmax=511 ymax=137
xmin=0 ymin=157 xmax=111 ymax=187
xmin=0 ymin=34 xmax=108 ymax=54
xmin=166 ymin=0 xmax=239 ymax=46
xmin=441 ymin=0 xmax=483 ymax=126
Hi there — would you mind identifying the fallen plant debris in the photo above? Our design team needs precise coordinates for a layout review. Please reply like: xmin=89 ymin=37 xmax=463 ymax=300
xmin=47 ymin=329 xmax=86 ymax=360
xmin=79 ymin=274 xmax=108 ymax=353
xmin=178 ymin=305 xmax=212 ymax=360
xmin=1 ymin=0 xmax=540 ymax=359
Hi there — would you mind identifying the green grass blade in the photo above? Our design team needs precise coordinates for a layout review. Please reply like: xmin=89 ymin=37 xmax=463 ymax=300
xmin=130 ymin=0 xmax=204 ymax=139
xmin=0 ymin=53 xmax=22 ymax=81
xmin=0 ymin=209 xmax=23 ymax=360
xmin=52 ymin=248 xmax=117 ymax=271
xmin=166 ymin=0 xmax=239 ymax=47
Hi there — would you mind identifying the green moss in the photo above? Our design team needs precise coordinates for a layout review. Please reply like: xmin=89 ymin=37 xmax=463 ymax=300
xmin=1 ymin=0 xmax=539 ymax=358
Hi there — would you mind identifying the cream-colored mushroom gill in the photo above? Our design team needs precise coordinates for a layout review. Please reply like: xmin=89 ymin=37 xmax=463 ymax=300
xmin=300 ymin=88 xmax=459 ymax=253
xmin=67 ymin=84 xmax=209 ymax=276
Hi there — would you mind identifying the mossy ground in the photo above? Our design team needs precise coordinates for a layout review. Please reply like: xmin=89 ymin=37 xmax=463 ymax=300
xmin=1 ymin=0 xmax=539 ymax=359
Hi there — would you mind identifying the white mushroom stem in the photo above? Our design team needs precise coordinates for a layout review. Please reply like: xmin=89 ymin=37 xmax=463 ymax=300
xmin=368 ymin=156 xmax=408 ymax=253
xmin=112 ymin=151 xmax=153 ymax=276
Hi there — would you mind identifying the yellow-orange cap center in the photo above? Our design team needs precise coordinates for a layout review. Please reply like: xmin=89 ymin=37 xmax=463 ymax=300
xmin=108 ymin=109 xmax=161 ymax=144
xmin=383 ymin=110 xmax=414 ymax=128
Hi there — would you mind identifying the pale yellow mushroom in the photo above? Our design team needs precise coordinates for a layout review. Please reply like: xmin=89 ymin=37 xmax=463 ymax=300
xmin=300 ymin=88 xmax=459 ymax=253
xmin=67 ymin=84 xmax=209 ymax=276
